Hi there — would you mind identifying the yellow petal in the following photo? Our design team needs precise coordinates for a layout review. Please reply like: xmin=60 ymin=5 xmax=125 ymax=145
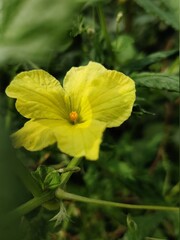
xmin=6 ymin=70 xmax=67 ymax=119
xmin=87 ymin=70 xmax=135 ymax=127
xmin=11 ymin=120 xmax=57 ymax=151
xmin=63 ymin=61 xmax=135 ymax=127
xmin=63 ymin=61 xmax=106 ymax=94
xmin=54 ymin=120 xmax=106 ymax=160
xmin=63 ymin=62 xmax=106 ymax=116
xmin=12 ymin=118 xmax=105 ymax=160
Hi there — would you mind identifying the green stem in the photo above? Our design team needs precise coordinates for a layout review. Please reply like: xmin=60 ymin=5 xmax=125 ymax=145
xmin=3 ymin=157 xmax=81 ymax=224
xmin=60 ymin=157 xmax=81 ymax=188
xmin=56 ymin=189 xmax=179 ymax=212
xmin=97 ymin=5 xmax=112 ymax=52
xmin=6 ymin=192 xmax=54 ymax=221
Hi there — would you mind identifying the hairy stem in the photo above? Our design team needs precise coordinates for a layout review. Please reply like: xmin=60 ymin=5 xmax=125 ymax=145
xmin=56 ymin=188 xmax=179 ymax=212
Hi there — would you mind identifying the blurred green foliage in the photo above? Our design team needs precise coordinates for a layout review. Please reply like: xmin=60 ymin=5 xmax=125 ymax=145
xmin=0 ymin=0 xmax=179 ymax=239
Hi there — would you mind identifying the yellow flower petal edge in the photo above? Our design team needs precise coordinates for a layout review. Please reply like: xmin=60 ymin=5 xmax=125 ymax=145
xmin=6 ymin=70 xmax=67 ymax=120
xmin=6 ymin=62 xmax=136 ymax=160
xmin=12 ymin=120 xmax=57 ymax=151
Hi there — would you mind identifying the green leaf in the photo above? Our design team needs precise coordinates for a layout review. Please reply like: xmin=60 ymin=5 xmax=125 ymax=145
xmin=135 ymin=0 xmax=179 ymax=30
xmin=112 ymin=35 xmax=136 ymax=65
xmin=32 ymin=166 xmax=61 ymax=191
xmin=0 ymin=0 xmax=80 ymax=64
xmin=161 ymin=0 xmax=179 ymax=28
xmin=126 ymin=215 xmax=139 ymax=240
xmin=135 ymin=212 xmax=165 ymax=239
xmin=44 ymin=170 xmax=61 ymax=190
xmin=127 ymin=49 xmax=178 ymax=71
xmin=132 ymin=73 xmax=179 ymax=92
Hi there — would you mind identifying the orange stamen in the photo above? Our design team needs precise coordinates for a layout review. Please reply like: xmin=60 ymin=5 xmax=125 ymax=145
xmin=69 ymin=111 xmax=78 ymax=123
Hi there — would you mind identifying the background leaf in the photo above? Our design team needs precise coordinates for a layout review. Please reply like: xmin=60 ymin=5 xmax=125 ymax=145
xmin=132 ymin=73 xmax=179 ymax=92
xmin=134 ymin=0 xmax=179 ymax=30
xmin=0 ymin=0 xmax=83 ymax=64
xmin=126 ymin=49 xmax=178 ymax=72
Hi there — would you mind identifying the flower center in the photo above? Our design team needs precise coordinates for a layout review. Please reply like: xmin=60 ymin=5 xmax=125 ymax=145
xmin=69 ymin=111 xmax=78 ymax=123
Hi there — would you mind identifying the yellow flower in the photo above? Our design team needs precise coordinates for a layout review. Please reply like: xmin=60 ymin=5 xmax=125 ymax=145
xmin=6 ymin=61 xmax=135 ymax=160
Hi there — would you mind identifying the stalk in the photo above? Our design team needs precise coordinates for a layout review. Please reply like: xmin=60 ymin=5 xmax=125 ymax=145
xmin=60 ymin=157 xmax=82 ymax=188
xmin=56 ymin=188 xmax=179 ymax=212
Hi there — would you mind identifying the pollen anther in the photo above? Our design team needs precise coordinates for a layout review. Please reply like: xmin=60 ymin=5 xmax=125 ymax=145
xmin=69 ymin=111 xmax=78 ymax=123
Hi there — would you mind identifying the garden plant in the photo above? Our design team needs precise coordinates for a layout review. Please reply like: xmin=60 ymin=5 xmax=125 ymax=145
xmin=0 ymin=0 xmax=179 ymax=240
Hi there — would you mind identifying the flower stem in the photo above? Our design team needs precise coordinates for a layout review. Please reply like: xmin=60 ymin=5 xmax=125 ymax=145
xmin=55 ymin=188 xmax=179 ymax=212
xmin=97 ymin=5 xmax=112 ymax=52
xmin=60 ymin=157 xmax=82 ymax=188
xmin=2 ymin=191 xmax=54 ymax=227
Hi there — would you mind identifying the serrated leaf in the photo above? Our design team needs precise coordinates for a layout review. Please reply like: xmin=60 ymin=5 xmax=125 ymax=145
xmin=135 ymin=0 xmax=179 ymax=30
xmin=132 ymin=73 xmax=179 ymax=92
xmin=127 ymin=49 xmax=178 ymax=71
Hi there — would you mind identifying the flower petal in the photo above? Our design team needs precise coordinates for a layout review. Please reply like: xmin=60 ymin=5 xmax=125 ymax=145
xmin=6 ymin=70 xmax=67 ymax=119
xmin=63 ymin=61 xmax=106 ymax=94
xmin=63 ymin=62 xmax=106 ymax=116
xmin=11 ymin=120 xmax=57 ymax=151
xmin=54 ymin=120 xmax=106 ymax=160
xmin=12 ymin=118 xmax=106 ymax=160
xmin=87 ymin=70 xmax=136 ymax=127
xmin=63 ymin=61 xmax=135 ymax=127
